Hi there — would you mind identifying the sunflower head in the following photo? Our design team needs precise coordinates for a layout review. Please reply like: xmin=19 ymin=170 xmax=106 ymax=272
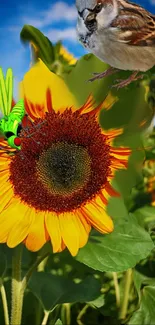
xmin=0 ymin=60 xmax=131 ymax=256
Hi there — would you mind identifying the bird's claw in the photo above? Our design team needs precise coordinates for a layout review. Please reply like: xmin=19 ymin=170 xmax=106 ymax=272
xmin=111 ymin=73 xmax=144 ymax=90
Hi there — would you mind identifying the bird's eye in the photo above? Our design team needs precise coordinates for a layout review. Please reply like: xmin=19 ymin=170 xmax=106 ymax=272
xmin=95 ymin=2 xmax=102 ymax=13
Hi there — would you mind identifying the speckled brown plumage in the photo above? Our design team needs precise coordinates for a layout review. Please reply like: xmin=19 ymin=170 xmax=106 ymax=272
xmin=111 ymin=0 xmax=155 ymax=46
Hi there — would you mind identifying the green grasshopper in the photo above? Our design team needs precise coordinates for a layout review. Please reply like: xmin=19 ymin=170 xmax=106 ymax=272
xmin=0 ymin=67 xmax=25 ymax=150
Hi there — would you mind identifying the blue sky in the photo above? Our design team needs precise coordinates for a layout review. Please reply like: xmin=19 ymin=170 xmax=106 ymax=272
xmin=0 ymin=0 xmax=155 ymax=97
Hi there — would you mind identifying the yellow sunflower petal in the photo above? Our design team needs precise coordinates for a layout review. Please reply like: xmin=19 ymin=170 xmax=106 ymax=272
xmin=59 ymin=213 xmax=80 ymax=256
xmin=0 ymin=157 xmax=10 ymax=166
xmin=0 ymin=171 xmax=10 ymax=181
xmin=0 ymin=187 xmax=14 ymax=213
xmin=58 ymin=240 xmax=66 ymax=253
xmin=111 ymin=157 xmax=128 ymax=169
xmin=105 ymin=128 xmax=123 ymax=140
xmin=83 ymin=200 xmax=114 ymax=234
xmin=7 ymin=207 xmax=35 ymax=248
xmin=0 ymin=183 xmax=11 ymax=197
xmin=104 ymin=182 xmax=120 ymax=197
xmin=0 ymin=165 xmax=14 ymax=212
xmin=78 ymin=211 xmax=91 ymax=234
xmin=0 ymin=175 xmax=12 ymax=194
xmin=0 ymin=160 xmax=10 ymax=182
xmin=25 ymin=211 xmax=47 ymax=252
xmin=0 ymin=199 xmax=24 ymax=242
xmin=45 ymin=212 xmax=61 ymax=253
xmin=73 ymin=213 xmax=90 ymax=248
xmin=95 ymin=189 xmax=109 ymax=206
xmin=20 ymin=59 xmax=77 ymax=112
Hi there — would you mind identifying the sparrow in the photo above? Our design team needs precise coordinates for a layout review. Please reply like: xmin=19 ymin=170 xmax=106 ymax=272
xmin=76 ymin=0 xmax=155 ymax=88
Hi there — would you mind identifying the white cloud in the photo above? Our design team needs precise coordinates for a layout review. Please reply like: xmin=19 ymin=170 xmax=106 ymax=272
xmin=3 ymin=1 xmax=78 ymax=47
xmin=149 ymin=0 xmax=155 ymax=4
xmin=22 ymin=1 xmax=77 ymax=29
xmin=46 ymin=27 xmax=77 ymax=43
xmin=0 ymin=1 xmax=81 ymax=85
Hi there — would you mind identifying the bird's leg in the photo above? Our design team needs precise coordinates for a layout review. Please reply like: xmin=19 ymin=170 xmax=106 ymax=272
xmin=112 ymin=71 xmax=144 ymax=89
xmin=88 ymin=67 xmax=119 ymax=82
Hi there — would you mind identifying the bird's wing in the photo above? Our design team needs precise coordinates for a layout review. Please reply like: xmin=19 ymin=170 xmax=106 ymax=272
xmin=111 ymin=1 xmax=155 ymax=46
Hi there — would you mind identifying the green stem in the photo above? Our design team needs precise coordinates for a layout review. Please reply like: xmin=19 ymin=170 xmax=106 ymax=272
xmin=0 ymin=284 xmax=10 ymax=325
xmin=11 ymin=246 xmax=50 ymax=325
xmin=63 ymin=303 xmax=71 ymax=325
xmin=22 ymin=252 xmax=50 ymax=291
xmin=41 ymin=311 xmax=50 ymax=325
xmin=77 ymin=305 xmax=89 ymax=325
xmin=120 ymin=268 xmax=132 ymax=320
xmin=35 ymin=254 xmax=49 ymax=325
xmin=37 ymin=256 xmax=49 ymax=272
xmin=112 ymin=272 xmax=120 ymax=308
xmin=10 ymin=245 xmax=24 ymax=325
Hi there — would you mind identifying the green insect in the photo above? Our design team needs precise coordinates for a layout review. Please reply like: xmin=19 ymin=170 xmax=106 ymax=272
xmin=0 ymin=67 xmax=25 ymax=150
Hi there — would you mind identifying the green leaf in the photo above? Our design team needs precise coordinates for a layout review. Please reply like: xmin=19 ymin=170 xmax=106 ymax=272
xmin=129 ymin=194 xmax=153 ymax=216
xmin=0 ymin=245 xmax=35 ymax=269
xmin=107 ymin=197 xmax=129 ymax=221
xmin=133 ymin=270 xmax=155 ymax=297
xmin=108 ymin=135 xmax=145 ymax=215
xmin=88 ymin=294 xmax=105 ymax=309
xmin=76 ymin=216 xmax=154 ymax=272
xmin=99 ymin=84 xmax=151 ymax=132
xmin=128 ymin=286 xmax=155 ymax=325
xmin=63 ymin=54 xmax=152 ymax=131
xmin=54 ymin=41 xmax=62 ymax=56
xmin=133 ymin=254 xmax=155 ymax=297
xmin=55 ymin=319 xmax=63 ymax=325
xmin=29 ymin=273 xmax=101 ymax=311
xmin=135 ymin=206 xmax=155 ymax=225
xmin=113 ymin=167 xmax=142 ymax=199
xmin=20 ymin=25 xmax=55 ymax=67
xmin=20 ymin=25 xmax=76 ymax=76
xmin=63 ymin=54 xmax=113 ymax=106
xmin=61 ymin=276 xmax=101 ymax=303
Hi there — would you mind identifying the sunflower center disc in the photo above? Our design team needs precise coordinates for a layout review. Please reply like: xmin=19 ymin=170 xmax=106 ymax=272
xmin=37 ymin=142 xmax=91 ymax=196
xmin=10 ymin=109 xmax=111 ymax=212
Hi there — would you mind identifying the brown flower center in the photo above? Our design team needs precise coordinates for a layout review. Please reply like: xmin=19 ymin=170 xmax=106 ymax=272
xmin=36 ymin=142 xmax=91 ymax=196
xmin=9 ymin=109 xmax=111 ymax=212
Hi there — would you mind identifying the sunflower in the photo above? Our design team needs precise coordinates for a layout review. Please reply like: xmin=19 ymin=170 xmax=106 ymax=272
xmin=0 ymin=60 xmax=131 ymax=256
xmin=59 ymin=45 xmax=77 ymax=65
